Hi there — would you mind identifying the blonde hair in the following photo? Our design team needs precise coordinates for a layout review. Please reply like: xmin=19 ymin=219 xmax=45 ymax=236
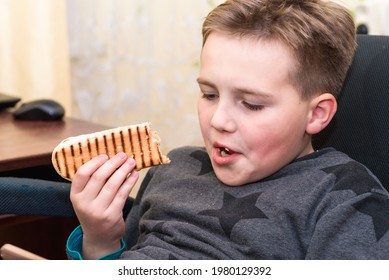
xmin=202 ymin=0 xmax=356 ymax=99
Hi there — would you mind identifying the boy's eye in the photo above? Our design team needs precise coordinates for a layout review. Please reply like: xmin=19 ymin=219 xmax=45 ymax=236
xmin=201 ymin=93 xmax=218 ymax=100
xmin=242 ymin=101 xmax=264 ymax=111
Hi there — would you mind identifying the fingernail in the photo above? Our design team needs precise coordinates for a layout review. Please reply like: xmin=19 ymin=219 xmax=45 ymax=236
xmin=99 ymin=154 xmax=109 ymax=160
xmin=117 ymin=152 xmax=127 ymax=159
xmin=127 ymin=158 xmax=135 ymax=165
xmin=130 ymin=170 xmax=139 ymax=178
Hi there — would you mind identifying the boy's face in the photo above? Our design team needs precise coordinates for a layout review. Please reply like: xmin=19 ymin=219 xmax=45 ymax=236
xmin=197 ymin=33 xmax=315 ymax=186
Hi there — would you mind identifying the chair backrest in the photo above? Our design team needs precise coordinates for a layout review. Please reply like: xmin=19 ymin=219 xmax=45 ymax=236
xmin=313 ymin=35 xmax=389 ymax=191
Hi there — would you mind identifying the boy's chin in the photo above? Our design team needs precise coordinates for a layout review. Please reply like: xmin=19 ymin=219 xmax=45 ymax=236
xmin=214 ymin=170 xmax=254 ymax=187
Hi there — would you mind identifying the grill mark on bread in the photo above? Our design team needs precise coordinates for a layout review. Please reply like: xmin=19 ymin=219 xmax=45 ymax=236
xmin=87 ymin=139 xmax=92 ymax=155
xmin=62 ymin=148 xmax=70 ymax=179
xmin=54 ymin=152 xmax=61 ymax=174
xmin=145 ymin=128 xmax=152 ymax=165
xmin=111 ymin=132 xmax=117 ymax=154
xmin=137 ymin=126 xmax=145 ymax=168
xmin=120 ymin=130 xmax=125 ymax=153
xmin=79 ymin=142 xmax=84 ymax=164
xmin=103 ymin=135 xmax=108 ymax=154
xmin=95 ymin=138 xmax=100 ymax=154
xmin=70 ymin=145 xmax=77 ymax=177
xmin=128 ymin=128 xmax=134 ymax=160
xmin=70 ymin=145 xmax=75 ymax=157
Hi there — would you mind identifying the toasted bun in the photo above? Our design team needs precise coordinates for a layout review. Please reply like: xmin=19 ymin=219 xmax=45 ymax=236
xmin=52 ymin=122 xmax=170 ymax=181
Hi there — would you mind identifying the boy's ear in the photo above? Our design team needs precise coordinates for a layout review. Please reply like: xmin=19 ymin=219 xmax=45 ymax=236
xmin=306 ymin=93 xmax=337 ymax=135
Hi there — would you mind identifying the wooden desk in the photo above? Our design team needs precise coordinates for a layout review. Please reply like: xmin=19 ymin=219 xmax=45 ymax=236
xmin=0 ymin=111 xmax=110 ymax=259
xmin=0 ymin=111 xmax=109 ymax=173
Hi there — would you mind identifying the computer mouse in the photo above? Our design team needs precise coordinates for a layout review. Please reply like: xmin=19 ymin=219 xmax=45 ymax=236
xmin=12 ymin=99 xmax=65 ymax=121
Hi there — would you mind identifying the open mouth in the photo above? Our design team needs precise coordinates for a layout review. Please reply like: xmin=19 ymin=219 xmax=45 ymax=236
xmin=212 ymin=144 xmax=239 ymax=165
xmin=220 ymin=147 xmax=232 ymax=157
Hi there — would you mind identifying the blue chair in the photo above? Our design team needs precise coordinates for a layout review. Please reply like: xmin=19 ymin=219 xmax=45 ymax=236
xmin=0 ymin=177 xmax=133 ymax=217
xmin=0 ymin=177 xmax=133 ymax=259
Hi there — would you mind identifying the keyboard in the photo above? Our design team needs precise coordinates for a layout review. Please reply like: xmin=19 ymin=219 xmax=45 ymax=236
xmin=0 ymin=93 xmax=21 ymax=110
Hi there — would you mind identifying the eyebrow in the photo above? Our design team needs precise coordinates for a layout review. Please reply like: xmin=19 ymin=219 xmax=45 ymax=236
xmin=196 ymin=77 xmax=273 ymax=98
xmin=196 ymin=78 xmax=215 ymax=88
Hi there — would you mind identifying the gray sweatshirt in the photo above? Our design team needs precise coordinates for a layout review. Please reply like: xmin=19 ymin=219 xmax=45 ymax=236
xmin=121 ymin=146 xmax=389 ymax=259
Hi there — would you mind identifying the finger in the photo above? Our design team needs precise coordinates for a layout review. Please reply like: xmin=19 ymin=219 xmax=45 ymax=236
xmin=107 ymin=169 xmax=139 ymax=215
xmin=85 ymin=153 xmax=130 ymax=198
xmin=71 ymin=154 xmax=109 ymax=195
xmin=95 ymin=157 xmax=137 ymax=208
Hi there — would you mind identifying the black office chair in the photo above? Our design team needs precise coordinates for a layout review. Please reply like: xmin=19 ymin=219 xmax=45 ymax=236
xmin=313 ymin=34 xmax=389 ymax=191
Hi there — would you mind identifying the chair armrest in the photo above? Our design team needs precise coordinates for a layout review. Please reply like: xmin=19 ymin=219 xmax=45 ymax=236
xmin=0 ymin=177 xmax=133 ymax=218
xmin=0 ymin=177 xmax=75 ymax=216
xmin=0 ymin=243 xmax=46 ymax=260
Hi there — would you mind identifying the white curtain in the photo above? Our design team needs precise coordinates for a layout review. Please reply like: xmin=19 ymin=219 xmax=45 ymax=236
xmin=0 ymin=0 xmax=71 ymax=114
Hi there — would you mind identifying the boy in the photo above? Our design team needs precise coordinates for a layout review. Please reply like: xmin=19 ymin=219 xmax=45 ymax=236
xmin=67 ymin=0 xmax=389 ymax=259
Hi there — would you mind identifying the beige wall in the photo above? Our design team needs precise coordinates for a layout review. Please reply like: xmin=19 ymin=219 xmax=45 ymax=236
xmin=67 ymin=0 xmax=224 ymax=156
xmin=66 ymin=0 xmax=224 ymax=195
xmin=68 ymin=0 xmax=380 ymax=155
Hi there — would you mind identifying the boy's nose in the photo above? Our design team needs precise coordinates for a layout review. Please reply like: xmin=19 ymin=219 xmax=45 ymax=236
xmin=210 ymin=101 xmax=236 ymax=132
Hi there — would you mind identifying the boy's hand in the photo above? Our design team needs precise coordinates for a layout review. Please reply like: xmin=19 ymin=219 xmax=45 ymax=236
xmin=70 ymin=152 xmax=139 ymax=259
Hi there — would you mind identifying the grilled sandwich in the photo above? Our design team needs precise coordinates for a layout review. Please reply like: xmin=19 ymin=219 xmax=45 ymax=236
xmin=52 ymin=122 xmax=170 ymax=181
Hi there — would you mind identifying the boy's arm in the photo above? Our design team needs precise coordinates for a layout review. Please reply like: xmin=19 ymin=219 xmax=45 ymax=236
xmin=68 ymin=153 xmax=139 ymax=260
xmin=306 ymin=190 xmax=389 ymax=259
xmin=66 ymin=225 xmax=126 ymax=260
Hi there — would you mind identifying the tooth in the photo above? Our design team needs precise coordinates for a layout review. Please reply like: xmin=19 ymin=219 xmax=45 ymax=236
xmin=220 ymin=148 xmax=230 ymax=157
